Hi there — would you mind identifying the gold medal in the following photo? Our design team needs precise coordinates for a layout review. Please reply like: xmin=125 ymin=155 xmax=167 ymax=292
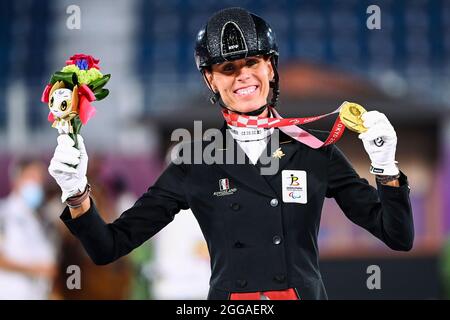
xmin=339 ymin=101 xmax=368 ymax=133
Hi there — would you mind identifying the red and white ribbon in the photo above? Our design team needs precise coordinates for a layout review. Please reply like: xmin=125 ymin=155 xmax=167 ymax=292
xmin=222 ymin=103 xmax=346 ymax=149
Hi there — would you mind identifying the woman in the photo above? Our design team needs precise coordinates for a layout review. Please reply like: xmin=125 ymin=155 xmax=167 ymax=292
xmin=48 ymin=7 xmax=414 ymax=300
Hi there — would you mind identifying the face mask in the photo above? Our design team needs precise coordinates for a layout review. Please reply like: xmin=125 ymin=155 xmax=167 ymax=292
xmin=19 ymin=182 xmax=44 ymax=210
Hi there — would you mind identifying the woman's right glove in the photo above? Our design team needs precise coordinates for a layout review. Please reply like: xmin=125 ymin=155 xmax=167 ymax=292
xmin=48 ymin=134 xmax=88 ymax=203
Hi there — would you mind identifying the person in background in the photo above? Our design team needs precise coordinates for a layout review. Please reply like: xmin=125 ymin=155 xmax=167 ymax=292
xmin=0 ymin=158 xmax=57 ymax=299
xmin=151 ymin=146 xmax=211 ymax=299
xmin=52 ymin=157 xmax=133 ymax=300
xmin=110 ymin=175 xmax=151 ymax=300
xmin=152 ymin=208 xmax=211 ymax=299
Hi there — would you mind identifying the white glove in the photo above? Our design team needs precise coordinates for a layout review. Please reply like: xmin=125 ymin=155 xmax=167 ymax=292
xmin=358 ymin=111 xmax=399 ymax=176
xmin=48 ymin=134 xmax=88 ymax=203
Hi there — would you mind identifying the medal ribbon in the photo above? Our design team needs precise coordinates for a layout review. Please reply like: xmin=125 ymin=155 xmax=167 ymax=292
xmin=222 ymin=102 xmax=346 ymax=149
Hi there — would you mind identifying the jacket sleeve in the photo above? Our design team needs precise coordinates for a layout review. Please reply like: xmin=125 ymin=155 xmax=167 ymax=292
xmin=60 ymin=162 xmax=190 ymax=265
xmin=325 ymin=145 xmax=414 ymax=251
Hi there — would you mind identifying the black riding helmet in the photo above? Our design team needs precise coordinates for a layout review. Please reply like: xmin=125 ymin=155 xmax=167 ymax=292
xmin=194 ymin=7 xmax=280 ymax=116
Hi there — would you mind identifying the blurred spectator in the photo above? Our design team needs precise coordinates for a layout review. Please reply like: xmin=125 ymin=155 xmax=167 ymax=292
xmin=0 ymin=158 xmax=57 ymax=299
xmin=151 ymin=208 xmax=211 ymax=299
xmin=110 ymin=175 xmax=153 ymax=300
xmin=52 ymin=155 xmax=133 ymax=299
xmin=150 ymin=145 xmax=211 ymax=299
xmin=111 ymin=175 xmax=138 ymax=214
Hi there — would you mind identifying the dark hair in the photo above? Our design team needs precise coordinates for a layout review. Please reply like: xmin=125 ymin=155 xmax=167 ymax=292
xmin=8 ymin=157 xmax=43 ymax=182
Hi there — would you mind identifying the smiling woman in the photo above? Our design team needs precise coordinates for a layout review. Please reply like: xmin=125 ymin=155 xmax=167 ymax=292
xmin=48 ymin=7 xmax=414 ymax=301
xmin=195 ymin=8 xmax=279 ymax=117
xmin=204 ymin=56 xmax=274 ymax=116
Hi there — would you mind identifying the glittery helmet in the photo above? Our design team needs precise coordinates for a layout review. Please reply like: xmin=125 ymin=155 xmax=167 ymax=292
xmin=194 ymin=7 xmax=280 ymax=108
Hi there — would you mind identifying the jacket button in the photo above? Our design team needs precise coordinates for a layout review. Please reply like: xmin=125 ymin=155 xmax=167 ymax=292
xmin=233 ymin=241 xmax=244 ymax=248
xmin=273 ymin=274 xmax=286 ymax=283
xmin=273 ymin=235 xmax=282 ymax=245
xmin=270 ymin=198 xmax=279 ymax=207
xmin=236 ymin=279 xmax=247 ymax=288
xmin=230 ymin=203 xmax=240 ymax=211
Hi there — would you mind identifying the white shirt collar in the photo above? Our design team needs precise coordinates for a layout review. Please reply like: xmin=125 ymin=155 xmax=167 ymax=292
xmin=226 ymin=110 xmax=274 ymax=164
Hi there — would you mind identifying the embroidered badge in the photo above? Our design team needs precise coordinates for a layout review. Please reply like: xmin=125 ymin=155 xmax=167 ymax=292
xmin=272 ymin=147 xmax=285 ymax=159
xmin=213 ymin=178 xmax=237 ymax=197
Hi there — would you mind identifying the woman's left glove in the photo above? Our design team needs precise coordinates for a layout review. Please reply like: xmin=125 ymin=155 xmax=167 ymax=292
xmin=358 ymin=111 xmax=399 ymax=176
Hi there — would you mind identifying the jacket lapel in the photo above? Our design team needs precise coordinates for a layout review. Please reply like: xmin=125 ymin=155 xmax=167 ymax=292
xmin=213 ymin=123 xmax=277 ymax=198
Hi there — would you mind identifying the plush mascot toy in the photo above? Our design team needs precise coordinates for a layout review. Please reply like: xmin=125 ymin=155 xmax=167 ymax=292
xmin=41 ymin=54 xmax=110 ymax=149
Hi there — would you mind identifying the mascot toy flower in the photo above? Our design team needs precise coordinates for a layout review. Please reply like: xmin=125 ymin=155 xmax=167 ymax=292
xmin=41 ymin=54 xmax=110 ymax=148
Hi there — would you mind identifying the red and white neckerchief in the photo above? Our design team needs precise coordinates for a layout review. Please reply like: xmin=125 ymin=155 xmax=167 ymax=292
xmin=222 ymin=103 xmax=346 ymax=149
xmin=228 ymin=114 xmax=275 ymax=165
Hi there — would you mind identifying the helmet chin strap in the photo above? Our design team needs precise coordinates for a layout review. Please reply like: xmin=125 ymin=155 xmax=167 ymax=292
xmin=218 ymin=99 xmax=269 ymax=116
